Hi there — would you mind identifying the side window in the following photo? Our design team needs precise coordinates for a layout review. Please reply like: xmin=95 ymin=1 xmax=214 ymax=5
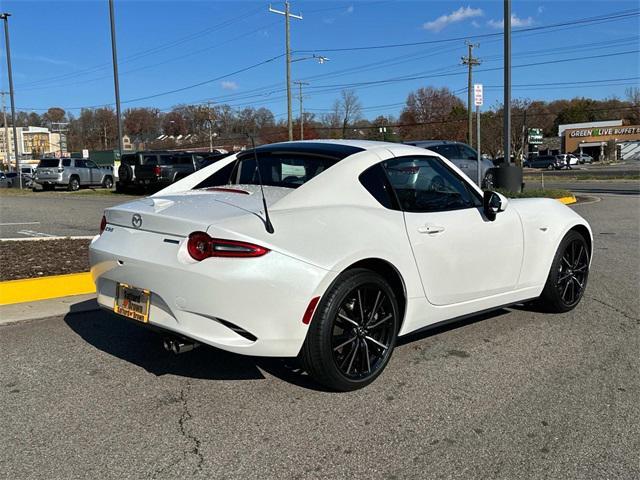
xmin=159 ymin=155 xmax=173 ymax=165
xmin=430 ymin=144 xmax=459 ymax=159
xmin=62 ymin=159 xmax=71 ymax=167
xmin=459 ymin=145 xmax=478 ymax=160
xmin=143 ymin=154 xmax=158 ymax=165
xmin=383 ymin=156 xmax=481 ymax=213
xmin=86 ymin=161 xmax=97 ymax=168
xmin=359 ymin=164 xmax=398 ymax=210
xmin=75 ymin=159 xmax=86 ymax=168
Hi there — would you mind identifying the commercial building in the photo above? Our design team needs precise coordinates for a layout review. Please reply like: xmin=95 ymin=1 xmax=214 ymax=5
xmin=562 ymin=122 xmax=640 ymax=161
xmin=0 ymin=126 xmax=68 ymax=168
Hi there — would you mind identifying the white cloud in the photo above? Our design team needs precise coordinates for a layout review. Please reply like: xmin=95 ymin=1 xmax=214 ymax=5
xmin=471 ymin=20 xmax=480 ymax=28
xmin=537 ymin=6 xmax=544 ymax=14
xmin=423 ymin=6 xmax=484 ymax=32
xmin=487 ymin=13 xmax=535 ymax=29
xmin=345 ymin=5 xmax=354 ymax=14
xmin=221 ymin=81 xmax=238 ymax=91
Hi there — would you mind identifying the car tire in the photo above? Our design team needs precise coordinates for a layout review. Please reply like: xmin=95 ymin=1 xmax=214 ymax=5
xmin=537 ymin=230 xmax=590 ymax=313
xmin=68 ymin=177 xmax=80 ymax=192
xmin=546 ymin=164 xmax=554 ymax=171
xmin=300 ymin=268 xmax=399 ymax=391
xmin=482 ymin=171 xmax=495 ymax=190
xmin=102 ymin=176 xmax=114 ymax=189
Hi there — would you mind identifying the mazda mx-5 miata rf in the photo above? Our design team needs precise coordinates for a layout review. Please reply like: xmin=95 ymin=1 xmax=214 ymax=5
xmin=90 ymin=140 xmax=592 ymax=391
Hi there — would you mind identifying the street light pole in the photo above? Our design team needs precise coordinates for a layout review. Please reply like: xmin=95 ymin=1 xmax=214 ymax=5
xmin=269 ymin=2 xmax=302 ymax=142
xmin=503 ymin=0 xmax=511 ymax=165
xmin=1 ymin=13 xmax=21 ymax=188
xmin=108 ymin=0 xmax=124 ymax=159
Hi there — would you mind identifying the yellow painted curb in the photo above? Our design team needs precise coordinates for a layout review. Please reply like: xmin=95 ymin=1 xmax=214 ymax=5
xmin=0 ymin=272 xmax=95 ymax=306
xmin=557 ymin=196 xmax=577 ymax=205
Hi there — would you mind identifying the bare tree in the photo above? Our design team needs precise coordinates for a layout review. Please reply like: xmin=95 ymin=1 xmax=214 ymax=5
xmin=338 ymin=89 xmax=362 ymax=138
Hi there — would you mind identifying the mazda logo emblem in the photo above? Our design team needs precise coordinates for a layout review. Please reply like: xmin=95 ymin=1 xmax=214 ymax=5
xmin=131 ymin=214 xmax=142 ymax=229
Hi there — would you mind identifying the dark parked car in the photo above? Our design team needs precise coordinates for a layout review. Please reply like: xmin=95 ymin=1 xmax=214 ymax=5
xmin=523 ymin=155 xmax=562 ymax=170
xmin=404 ymin=140 xmax=496 ymax=189
xmin=120 ymin=151 xmax=230 ymax=191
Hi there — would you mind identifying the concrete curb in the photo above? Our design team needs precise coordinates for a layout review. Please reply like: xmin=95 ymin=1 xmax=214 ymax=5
xmin=0 ymin=294 xmax=99 ymax=326
xmin=557 ymin=195 xmax=577 ymax=205
xmin=0 ymin=272 xmax=95 ymax=306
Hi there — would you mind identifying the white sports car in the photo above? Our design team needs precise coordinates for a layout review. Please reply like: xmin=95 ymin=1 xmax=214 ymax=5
xmin=90 ymin=140 xmax=592 ymax=391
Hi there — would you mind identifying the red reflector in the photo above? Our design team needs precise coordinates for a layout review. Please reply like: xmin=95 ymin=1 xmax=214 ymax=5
xmin=302 ymin=296 xmax=321 ymax=325
xmin=99 ymin=215 xmax=107 ymax=235
xmin=153 ymin=165 xmax=162 ymax=176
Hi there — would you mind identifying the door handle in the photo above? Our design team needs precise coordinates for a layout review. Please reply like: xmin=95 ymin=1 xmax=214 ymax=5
xmin=417 ymin=225 xmax=445 ymax=234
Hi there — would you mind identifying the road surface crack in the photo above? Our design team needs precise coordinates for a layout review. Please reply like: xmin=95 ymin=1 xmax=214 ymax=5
xmin=152 ymin=381 xmax=204 ymax=478
xmin=589 ymin=296 xmax=639 ymax=324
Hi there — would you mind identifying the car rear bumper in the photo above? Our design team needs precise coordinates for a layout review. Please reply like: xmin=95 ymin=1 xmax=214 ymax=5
xmin=89 ymin=226 xmax=334 ymax=357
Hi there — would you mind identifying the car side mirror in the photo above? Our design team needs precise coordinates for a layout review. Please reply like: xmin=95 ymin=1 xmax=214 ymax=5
xmin=483 ymin=191 xmax=508 ymax=221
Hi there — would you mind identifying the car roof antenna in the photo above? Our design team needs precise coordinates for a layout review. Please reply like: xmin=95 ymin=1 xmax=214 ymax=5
xmin=247 ymin=134 xmax=274 ymax=234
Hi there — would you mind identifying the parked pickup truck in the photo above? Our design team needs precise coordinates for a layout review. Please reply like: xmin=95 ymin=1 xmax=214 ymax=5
xmin=33 ymin=158 xmax=114 ymax=191
xmin=131 ymin=151 xmax=229 ymax=190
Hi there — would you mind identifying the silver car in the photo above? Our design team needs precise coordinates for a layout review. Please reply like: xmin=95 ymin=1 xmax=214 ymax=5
xmin=34 ymin=158 xmax=114 ymax=191
xmin=404 ymin=140 xmax=496 ymax=189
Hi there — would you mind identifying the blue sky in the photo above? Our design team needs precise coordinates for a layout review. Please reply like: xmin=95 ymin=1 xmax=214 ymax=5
xmin=0 ymin=0 xmax=638 ymax=121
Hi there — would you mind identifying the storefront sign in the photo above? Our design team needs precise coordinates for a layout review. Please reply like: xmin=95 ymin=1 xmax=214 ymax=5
xmin=569 ymin=126 xmax=640 ymax=138
xmin=528 ymin=128 xmax=543 ymax=145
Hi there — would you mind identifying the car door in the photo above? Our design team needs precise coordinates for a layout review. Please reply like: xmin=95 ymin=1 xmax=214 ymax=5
xmin=383 ymin=154 xmax=524 ymax=306
xmin=458 ymin=144 xmax=481 ymax=185
xmin=74 ymin=159 xmax=89 ymax=184
xmin=86 ymin=160 xmax=99 ymax=184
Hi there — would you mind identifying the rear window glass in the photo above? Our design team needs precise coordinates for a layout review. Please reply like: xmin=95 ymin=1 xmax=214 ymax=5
xmin=121 ymin=154 xmax=138 ymax=166
xmin=62 ymin=159 xmax=71 ymax=167
xmin=196 ymin=152 xmax=340 ymax=189
xmin=38 ymin=159 xmax=59 ymax=168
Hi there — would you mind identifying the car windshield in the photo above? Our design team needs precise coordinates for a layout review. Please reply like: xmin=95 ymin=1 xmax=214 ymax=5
xmin=200 ymin=152 xmax=341 ymax=189
xmin=38 ymin=159 xmax=59 ymax=168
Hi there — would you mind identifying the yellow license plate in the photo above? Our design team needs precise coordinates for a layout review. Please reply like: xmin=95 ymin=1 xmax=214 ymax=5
xmin=114 ymin=283 xmax=151 ymax=323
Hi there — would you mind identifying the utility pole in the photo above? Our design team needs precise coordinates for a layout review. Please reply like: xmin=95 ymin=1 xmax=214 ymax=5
xmin=269 ymin=1 xmax=302 ymax=141
xmin=1 ymin=13 xmax=21 ymax=188
xmin=108 ymin=0 xmax=124 ymax=160
xmin=293 ymin=81 xmax=308 ymax=140
xmin=503 ymin=0 xmax=511 ymax=164
xmin=206 ymin=101 xmax=213 ymax=152
xmin=1 ymin=91 xmax=8 ymax=168
xmin=462 ymin=41 xmax=480 ymax=147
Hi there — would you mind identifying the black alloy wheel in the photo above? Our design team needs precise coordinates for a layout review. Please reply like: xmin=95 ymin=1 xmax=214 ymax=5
xmin=482 ymin=171 xmax=495 ymax=190
xmin=68 ymin=177 xmax=80 ymax=191
xmin=301 ymin=268 xmax=399 ymax=391
xmin=331 ymin=285 xmax=396 ymax=380
xmin=555 ymin=238 xmax=589 ymax=307
xmin=103 ymin=176 xmax=114 ymax=189
xmin=539 ymin=230 xmax=590 ymax=312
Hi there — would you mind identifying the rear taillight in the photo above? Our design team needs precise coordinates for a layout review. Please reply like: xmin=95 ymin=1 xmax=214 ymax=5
xmin=153 ymin=165 xmax=162 ymax=176
xmin=187 ymin=231 xmax=269 ymax=261
xmin=100 ymin=215 xmax=107 ymax=235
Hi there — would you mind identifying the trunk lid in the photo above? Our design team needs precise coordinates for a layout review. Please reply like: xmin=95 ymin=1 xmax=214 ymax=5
xmin=105 ymin=185 xmax=293 ymax=237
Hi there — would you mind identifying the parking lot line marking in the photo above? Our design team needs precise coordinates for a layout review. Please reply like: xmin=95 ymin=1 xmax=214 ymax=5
xmin=0 ymin=272 xmax=95 ymax=306
xmin=0 ymin=222 xmax=41 ymax=226
xmin=16 ymin=230 xmax=56 ymax=237
xmin=0 ymin=235 xmax=95 ymax=242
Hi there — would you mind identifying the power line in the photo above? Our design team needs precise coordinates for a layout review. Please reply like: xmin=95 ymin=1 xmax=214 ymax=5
xmin=296 ymin=9 xmax=640 ymax=53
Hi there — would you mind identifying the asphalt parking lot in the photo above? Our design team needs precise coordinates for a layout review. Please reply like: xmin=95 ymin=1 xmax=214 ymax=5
xmin=1 ymin=190 xmax=638 ymax=479
xmin=0 ymin=191 xmax=137 ymax=238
